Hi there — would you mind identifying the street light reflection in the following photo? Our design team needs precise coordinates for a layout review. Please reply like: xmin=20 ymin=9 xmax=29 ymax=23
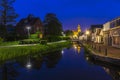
xmin=61 ymin=50 xmax=64 ymax=54
xmin=26 ymin=62 xmax=32 ymax=69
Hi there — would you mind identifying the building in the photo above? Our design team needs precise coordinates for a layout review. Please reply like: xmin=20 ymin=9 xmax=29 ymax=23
xmin=72 ymin=24 xmax=81 ymax=39
xmin=109 ymin=17 xmax=120 ymax=48
xmin=16 ymin=14 xmax=43 ymax=38
xmin=89 ymin=25 xmax=103 ymax=42
xmin=103 ymin=17 xmax=120 ymax=48
xmin=103 ymin=22 xmax=111 ymax=46
xmin=94 ymin=28 xmax=103 ymax=43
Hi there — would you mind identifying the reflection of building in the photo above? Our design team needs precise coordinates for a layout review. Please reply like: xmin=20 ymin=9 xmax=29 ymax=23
xmin=103 ymin=67 xmax=120 ymax=80
xmin=73 ymin=43 xmax=81 ymax=54
xmin=72 ymin=24 xmax=81 ymax=39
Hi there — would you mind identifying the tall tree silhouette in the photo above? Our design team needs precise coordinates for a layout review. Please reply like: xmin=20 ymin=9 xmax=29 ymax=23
xmin=0 ymin=0 xmax=18 ymax=26
xmin=43 ymin=13 xmax=63 ymax=36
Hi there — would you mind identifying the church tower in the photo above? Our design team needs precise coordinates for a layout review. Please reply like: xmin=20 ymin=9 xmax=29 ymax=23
xmin=77 ymin=24 xmax=81 ymax=33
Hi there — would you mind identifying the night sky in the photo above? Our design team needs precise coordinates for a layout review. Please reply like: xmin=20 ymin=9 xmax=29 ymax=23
xmin=14 ymin=0 xmax=120 ymax=31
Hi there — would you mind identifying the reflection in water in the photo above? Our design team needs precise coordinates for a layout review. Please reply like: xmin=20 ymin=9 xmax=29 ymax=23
xmin=2 ymin=62 xmax=19 ymax=80
xmin=26 ymin=55 xmax=32 ymax=69
xmin=45 ymin=50 xmax=62 ymax=68
xmin=0 ymin=50 xmax=62 ymax=80
xmin=85 ymin=56 xmax=120 ymax=80
xmin=0 ymin=45 xmax=119 ymax=80
xmin=73 ymin=43 xmax=81 ymax=54
xmin=61 ymin=50 xmax=64 ymax=54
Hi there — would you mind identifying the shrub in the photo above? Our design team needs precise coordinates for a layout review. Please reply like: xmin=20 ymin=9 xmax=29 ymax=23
xmin=19 ymin=39 xmax=40 ymax=44
xmin=40 ymin=40 xmax=47 ymax=45
xmin=44 ymin=36 xmax=62 ymax=42
xmin=61 ymin=36 xmax=70 ymax=40
xmin=0 ymin=37 xmax=3 ymax=44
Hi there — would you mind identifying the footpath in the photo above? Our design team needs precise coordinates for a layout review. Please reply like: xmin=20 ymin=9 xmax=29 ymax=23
xmin=0 ymin=40 xmax=66 ymax=48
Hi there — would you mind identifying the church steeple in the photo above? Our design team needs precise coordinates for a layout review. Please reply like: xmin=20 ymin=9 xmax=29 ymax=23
xmin=77 ymin=24 xmax=81 ymax=33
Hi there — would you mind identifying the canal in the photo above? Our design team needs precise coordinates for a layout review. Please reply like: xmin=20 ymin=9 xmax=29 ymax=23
xmin=0 ymin=43 xmax=120 ymax=80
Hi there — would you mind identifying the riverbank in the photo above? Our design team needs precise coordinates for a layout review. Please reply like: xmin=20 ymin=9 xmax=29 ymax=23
xmin=0 ymin=41 xmax=71 ymax=61
xmin=83 ymin=42 xmax=120 ymax=66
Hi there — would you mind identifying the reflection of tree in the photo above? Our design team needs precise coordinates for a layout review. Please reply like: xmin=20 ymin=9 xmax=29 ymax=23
xmin=2 ymin=62 xmax=19 ymax=80
xmin=45 ymin=51 xmax=62 ymax=68
xmin=85 ymin=56 xmax=120 ymax=80
xmin=32 ymin=55 xmax=43 ymax=70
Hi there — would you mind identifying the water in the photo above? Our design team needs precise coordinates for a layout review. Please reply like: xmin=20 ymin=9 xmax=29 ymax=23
xmin=0 ymin=44 xmax=120 ymax=80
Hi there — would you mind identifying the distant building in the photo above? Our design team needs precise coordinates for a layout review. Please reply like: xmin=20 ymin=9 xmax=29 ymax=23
xmin=90 ymin=25 xmax=103 ymax=33
xmin=72 ymin=24 xmax=81 ymax=39
xmin=16 ymin=14 xmax=43 ymax=38
xmin=94 ymin=28 xmax=103 ymax=43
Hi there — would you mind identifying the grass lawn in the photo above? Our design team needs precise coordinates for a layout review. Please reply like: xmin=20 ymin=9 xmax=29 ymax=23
xmin=0 ymin=41 xmax=19 ymax=46
xmin=0 ymin=41 xmax=71 ymax=62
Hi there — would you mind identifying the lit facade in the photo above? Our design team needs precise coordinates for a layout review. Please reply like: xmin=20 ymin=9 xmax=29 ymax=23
xmin=72 ymin=24 xmax=81 ymax=39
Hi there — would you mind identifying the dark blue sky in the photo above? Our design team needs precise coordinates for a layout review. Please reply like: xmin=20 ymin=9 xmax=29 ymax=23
xmin=14 ymin=0 xmax=120 ymax=31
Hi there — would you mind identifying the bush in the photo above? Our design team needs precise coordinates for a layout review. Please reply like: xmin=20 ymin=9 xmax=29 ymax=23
xmin=19 ymin=39 xmax=40 ymax=44
xmin=61 ymin=36 xmax=70 ymax=40
xmin=44 ymin=36 xmax=62 ymax=42
xmin=0 ymin=37 xmax=3 ymax=44
xmin=40 ymin=40 xmax=47 ymax=45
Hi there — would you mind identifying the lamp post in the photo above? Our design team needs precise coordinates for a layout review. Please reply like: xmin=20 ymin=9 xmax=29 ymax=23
xmin=85 ymin=30 xmax=90 ymax=41
xmin=26 ymin=26 xmax=31 ymax=38
xmin=61 ymin=32 xmax=66 ymax=37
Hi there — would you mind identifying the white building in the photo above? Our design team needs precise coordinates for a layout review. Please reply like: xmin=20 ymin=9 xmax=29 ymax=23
xmin=103 ymin=22 xmax=111 ymax=45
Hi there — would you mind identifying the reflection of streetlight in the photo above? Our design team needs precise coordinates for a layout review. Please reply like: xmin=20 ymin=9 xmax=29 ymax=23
xmin=61 ymin=50 xmax=64 ymax=54
xmin=26 ymin=62 xmax=32 ymax=69
xmin=26 ymin=26 xmax=31 ymax=38
xmin=26 ymin=56 xmax=32 ymax=69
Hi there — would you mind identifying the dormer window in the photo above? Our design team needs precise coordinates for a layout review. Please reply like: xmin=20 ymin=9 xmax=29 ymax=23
xmin=24 ymin=20 xmax=28 ymax=23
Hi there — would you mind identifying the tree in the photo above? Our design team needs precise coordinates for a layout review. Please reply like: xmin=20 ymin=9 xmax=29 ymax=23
xmin=0 ymin=0 xmax=18 ymax=26
xmin=64 ymin=30 xmax=73 ymax=36
xmin=43 ymin=13 xmax=63 ymax=36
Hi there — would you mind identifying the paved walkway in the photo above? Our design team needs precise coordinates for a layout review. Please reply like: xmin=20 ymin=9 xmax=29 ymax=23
xmin=0 ymin=40 xmax=66 ymax=48
xmin=86 ymin=42 xmax=120 ymax=59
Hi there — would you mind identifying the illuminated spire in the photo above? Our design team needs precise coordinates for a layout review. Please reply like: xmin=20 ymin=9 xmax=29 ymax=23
xmin=77 ymin=24 xmax=81 ymax=33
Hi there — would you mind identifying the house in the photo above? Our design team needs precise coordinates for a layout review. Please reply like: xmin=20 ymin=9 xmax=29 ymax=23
xmin=16 ymin=14 xmax=43 ymax=38
xmin=89 ymin=25 xmax=103 ymax=42
xmin=103 ymin=17 xmax=120 ymax=48
xmin=94 ymin=28 xmax=103 ymax=43
xmin=109 ymin=17 xmax=120 ymax=48
xmin=103 ymin=22 xmax=111 ymax=46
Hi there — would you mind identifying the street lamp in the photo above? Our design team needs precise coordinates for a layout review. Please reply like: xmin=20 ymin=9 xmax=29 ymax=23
xmin=61 ymin=32 xmax=66 ymax=37
xmin=26 ymin=26 xmax=31 ymax=38
xmin=85 ymin=30 xmax=90 ymax=41
xmin=85 ymin=30 xmax=90 ymax=35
